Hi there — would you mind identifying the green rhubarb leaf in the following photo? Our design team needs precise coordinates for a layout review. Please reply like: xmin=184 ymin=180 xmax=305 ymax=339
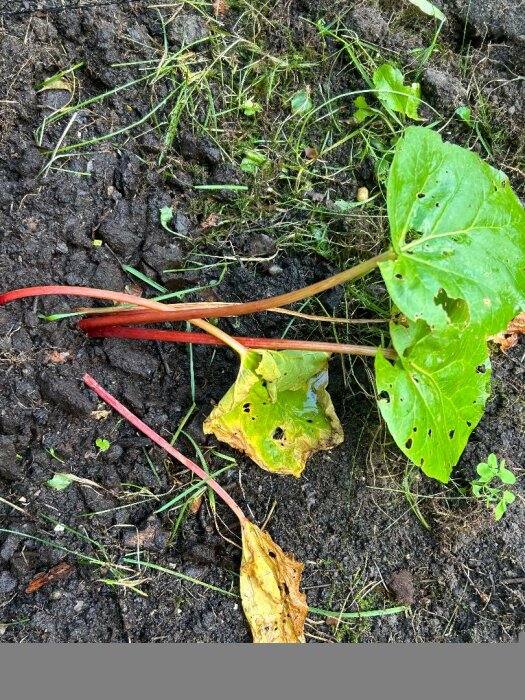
xmin=203 ymin=350 xmax=343 ymax=477
xmin=379 ymin=127 xmax=525 ymax=335
xmin=375 ymin=319 xmax=491 ymax=483
xmin=373 ymin=64 xmax=421 ymax=120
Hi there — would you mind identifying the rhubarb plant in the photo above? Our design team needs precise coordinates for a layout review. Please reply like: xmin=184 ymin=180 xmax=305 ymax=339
xmin=2 ymin=127 xmax=525 ymax=485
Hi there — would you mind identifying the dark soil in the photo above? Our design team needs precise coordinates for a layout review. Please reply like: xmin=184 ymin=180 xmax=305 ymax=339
xmin=1 ymin=0 xmax=524 ymax=643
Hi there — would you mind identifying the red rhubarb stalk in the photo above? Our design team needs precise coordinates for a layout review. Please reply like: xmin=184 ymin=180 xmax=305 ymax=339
xmin=86 ymin=325 xmax=395 ymax=359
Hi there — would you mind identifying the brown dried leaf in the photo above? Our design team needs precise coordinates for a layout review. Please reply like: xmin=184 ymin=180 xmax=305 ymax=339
xmin=490 ymin=312 xmax=525 ymax=352
xmin=25 ymin=563 xmax=72 ymax=593
xmin=240 ymin=520 xmax=307 ymax=643
xmin=199 ymin=213 xmax=220 ymax=230
xmin=189 ymin=492 xmax=203 ymax=514
xmin=213 ymin=0 xmax=229 ymax=16
xmin=45 ymin=350 xmax=73 ymax=365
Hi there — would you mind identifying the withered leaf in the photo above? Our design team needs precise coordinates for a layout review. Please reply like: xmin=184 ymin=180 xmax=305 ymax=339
xmin=212 ymin=0 xmax=229 ymax=15
xmin=25 ymin=562 xmax=72 ymax=593
xmin=199 ymin=213 xmax=220 ymax=230
xmin=44 ymin=350 xmax=73 ymax=365
xmin=490 ymin=312 xmax=525 ymax=352
xmin=240 ymin=520 xmax=307 ymax=643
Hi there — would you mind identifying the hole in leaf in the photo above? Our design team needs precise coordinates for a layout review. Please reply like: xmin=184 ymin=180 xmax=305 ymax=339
xmin=449 ymin=429 xmax=455 ymax=439
xmin=427 ymin=429 xmax=432 ymax=437
xmin=379 ymin=391 xmax=390 ymax=403
xmin=420 ymin=458 xmax=424 ymax=466
xmin=476 ymin=364 xmax=486 ymax=374
xmin=466 ymin=420 xmax=472 ymax=427
xmin=268 ymin=550 xmax=276 ymax=559
xmin=395 ymin=273 xmax=403 ymax=280
xmin=435 ymin=202 xmax=440 ymax=208
xmin=405 ymin=438 xmax=413 ymax=449
xmin=413 ymin=427 xmax=417 ymax=432
xmin=417 ymin=192 xmax=425 ymax=199
xmin=272 ymin=427 xmax=285 ymax=441
xmin=243 ymin=403 xmax=251 ymax=413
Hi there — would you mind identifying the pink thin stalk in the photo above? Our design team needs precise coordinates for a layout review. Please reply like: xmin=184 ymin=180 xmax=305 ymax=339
xmin=83 ymin=373 xmax=246 ymax=524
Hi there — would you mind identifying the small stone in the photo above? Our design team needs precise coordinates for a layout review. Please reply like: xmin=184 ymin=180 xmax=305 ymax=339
xmin=0 ymin=570 xmax=17 ymax=594
xmin=268 ymin=264 xmax=283 ymax=277
xmin=357 ymin=186 xmax=369 ymax=202
xmin=389 ymin=569 xmax=415 ymax=606
xmin=246 ymin=233 xmax=276 ymax=258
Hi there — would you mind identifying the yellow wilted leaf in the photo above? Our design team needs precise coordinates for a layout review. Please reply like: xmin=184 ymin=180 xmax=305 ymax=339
xmin=240 ymin=520 xmax=307 ymax=643
xmin=203 ymin=350 xmax=343 ymax=477
xmin=39 ymin=78 xmax=72 ymax=93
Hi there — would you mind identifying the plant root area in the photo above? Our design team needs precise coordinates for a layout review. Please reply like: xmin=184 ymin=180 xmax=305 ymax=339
xmin=1 ymin=0 xmax=524 ymax=642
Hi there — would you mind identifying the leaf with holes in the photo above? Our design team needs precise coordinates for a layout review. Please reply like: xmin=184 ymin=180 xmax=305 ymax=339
xmin=240 ymin=519 xmax=307 ymax=643
xmin=375 ymin=319 xmax=491 ymax=483
xmin=203 ymin=350 xmax=343 ymax=477
xmin=379 ymin=127 xmax=525 ymax=336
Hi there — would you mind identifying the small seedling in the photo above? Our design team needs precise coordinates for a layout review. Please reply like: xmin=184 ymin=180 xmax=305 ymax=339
xmin=471 ymin=454 xmax=516 ymax=521
xmin=46 ymin=448 xmax=65 ymax=464
xmin=372 ymin=64 xmax=421 ymax=120
xmin=240 ymin=149 xmax=267 ymax=174
xmin=291 ymin=87 xmax=313 ymax=115
xmin=241 ymin=98 xmax=262 ymax=117
xmin=95 ymin=438 xmax=111 ymax=453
